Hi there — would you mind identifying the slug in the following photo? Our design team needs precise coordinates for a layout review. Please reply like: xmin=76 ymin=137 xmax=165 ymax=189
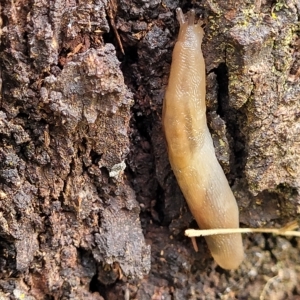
xmin=162 ymin=8 xmax=244 ymax=269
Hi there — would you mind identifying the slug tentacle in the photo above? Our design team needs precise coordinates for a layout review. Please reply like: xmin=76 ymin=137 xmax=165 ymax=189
xmin=176 ymin=7 xmax=185 ymax=25
xmin=163 ymin=8 xmax=244 ymax=270
xmin=187 ymin=9 xmax=195 ymax=25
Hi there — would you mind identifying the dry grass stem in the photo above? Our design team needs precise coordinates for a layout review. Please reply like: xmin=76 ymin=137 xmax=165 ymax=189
xmin=185 ymin=221 xmax=300 ymax=238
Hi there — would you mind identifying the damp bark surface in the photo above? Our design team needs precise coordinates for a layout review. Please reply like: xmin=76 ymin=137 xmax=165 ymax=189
xmin=0 ymin=0 xmax=300 ymax=299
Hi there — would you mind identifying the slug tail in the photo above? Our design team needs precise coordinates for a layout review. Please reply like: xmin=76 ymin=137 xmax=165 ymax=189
xmin=207 ymin=233 xmax=244 ymax=270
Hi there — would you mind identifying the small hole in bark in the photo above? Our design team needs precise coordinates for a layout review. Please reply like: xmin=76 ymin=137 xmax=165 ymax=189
xmin=121 ymin=46 xmax=138 ymax=63
xmin=215 ymin=62 xmax=229 ymax=118
xmin=89 ymin=274 xmax=106 ymax=298
xmin=103 ymin=23 xmax=125 ymax=58
xmin=215 ymin=265 xmax=229 ymax=274
xmin=15 ymin=112 xmax=30 ymax=120
xmin=89 ymin=273 xmax=116 ymax=300
xmin=100 ymin=167 xmax=109 ymax=177
xmin=289 ymin=237 xmax=298 ymax=248
xmin=90 ymin=150 xmax=102 ymax=165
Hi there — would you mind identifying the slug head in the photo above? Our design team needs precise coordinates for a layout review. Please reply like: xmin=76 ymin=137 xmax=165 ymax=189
xmin=176 ymin=8 xmax=204 ymax=49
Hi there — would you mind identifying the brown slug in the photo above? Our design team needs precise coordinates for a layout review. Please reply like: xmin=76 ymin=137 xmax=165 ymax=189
xmin=162 ymin=8 xmax=244 ymax=269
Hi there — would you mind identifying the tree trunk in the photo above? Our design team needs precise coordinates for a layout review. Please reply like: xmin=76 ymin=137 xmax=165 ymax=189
xmin=0 ymin=0 xmax=299 ymax=299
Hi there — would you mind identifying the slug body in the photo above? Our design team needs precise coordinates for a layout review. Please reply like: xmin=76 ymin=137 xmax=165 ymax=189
xmin=163 ymin=8 xmax=244 ymax=269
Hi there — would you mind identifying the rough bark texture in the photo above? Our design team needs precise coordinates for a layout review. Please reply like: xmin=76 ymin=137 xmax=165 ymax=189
xmin=0 ymin=0 xmax=299 ymax=299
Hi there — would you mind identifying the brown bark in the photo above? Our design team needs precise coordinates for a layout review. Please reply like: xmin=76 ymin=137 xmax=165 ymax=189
xmin=0 ymin=0 xmax=299 ymax=299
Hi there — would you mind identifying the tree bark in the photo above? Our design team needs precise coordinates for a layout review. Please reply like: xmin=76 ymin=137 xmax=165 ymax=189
xmin=0 ymin=0 xmax=299 ymax=299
